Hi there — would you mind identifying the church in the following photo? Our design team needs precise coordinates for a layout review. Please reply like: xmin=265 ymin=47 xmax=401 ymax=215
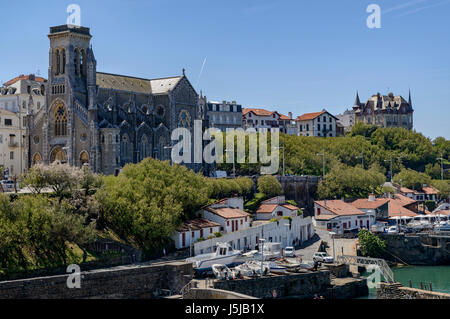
xmin=26 ymin=25 xmax=207 ymax=175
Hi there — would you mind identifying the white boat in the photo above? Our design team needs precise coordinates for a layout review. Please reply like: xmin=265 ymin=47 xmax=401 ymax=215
xmin=186 ymin=242 xmax=241 ymax=272
xmin=234 ymin=261 xmax=268 ymax=277
xmin=274 ymin=257 xmax=302 ymax=270
xmin=434 ymin=221 xmax=450 ymax=232
xmin=254 ymin=242 xmax=282 ymax=260
xmin=266 ymin=261 xmax=287 ymax=274
xmin=212 ymin=264 xmax=235 ymax=280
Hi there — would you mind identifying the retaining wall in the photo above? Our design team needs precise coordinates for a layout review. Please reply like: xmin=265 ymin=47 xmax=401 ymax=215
xmin=377 ymin=282 xmax=450 ymax=299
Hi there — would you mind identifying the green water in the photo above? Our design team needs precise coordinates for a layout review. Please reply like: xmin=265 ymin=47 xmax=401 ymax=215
xmin=363 ymin=265 xmax=450 ymax=299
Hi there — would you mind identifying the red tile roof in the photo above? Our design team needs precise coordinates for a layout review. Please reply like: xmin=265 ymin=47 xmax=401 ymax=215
xmin=205 ymin=207 xmax=250 ymax=219
xmin=256 ymin=204 xmax=278 ymax=214
xmin=282 ymin=204 xmax=300 ymax=211
xmin=177 ymin=218 xmax=220 ymax=232
xmin=315 ymin=214 xmax=338 ymax=221
xmin=399 ymin=187 xmax=415 ymax=194
xmin=4 ymin=74 xmax=46 ymax=86
xmin=243 ymin=108 xmax=274 ymax=116
xmin=388 ymin=202 xmax=417 ymax=217
xmin=351 ymin=198 xmax=390 ymax=209
xmin=315 ymin=200 xmax=366 ymax=216
xmin=296 ymin=111 xmax=326 ymax=121
xmin=422 ymin=186 xmax=439 ymax=195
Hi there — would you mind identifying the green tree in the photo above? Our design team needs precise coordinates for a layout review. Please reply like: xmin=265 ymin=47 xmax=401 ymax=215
xmin=257 ymin=175 xmax=283 ymax=198
xmin=358 ymin=229 xmax=386 ymax=258
xmin=393 ymin=168 xmax=432 ymax=190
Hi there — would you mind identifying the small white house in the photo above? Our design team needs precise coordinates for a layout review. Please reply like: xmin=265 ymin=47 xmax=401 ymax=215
xmin=255 ymin=196 xmax=300 ymax=220
xmin=202 ymin=197 xmax=251 ymax=233
xmin=172 ymin=218 xmax=221 ymax=249
xmin=314 ymin=200 xmax=372 ymax=235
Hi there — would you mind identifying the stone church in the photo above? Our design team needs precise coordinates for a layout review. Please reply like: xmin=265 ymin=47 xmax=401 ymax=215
xmin=26 ymin=25 xmax=207 ymax=175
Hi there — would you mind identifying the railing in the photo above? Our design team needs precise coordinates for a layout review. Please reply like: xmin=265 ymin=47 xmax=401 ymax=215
xmin=180 ymin=280 xmax=197 ymax=299
xmin=337 ymin=255 xmax=394 ymax=283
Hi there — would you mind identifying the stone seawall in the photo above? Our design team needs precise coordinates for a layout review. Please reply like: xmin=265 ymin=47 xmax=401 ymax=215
xmin=213 ymin=270 xmax=367 ymax=299
xmin=0 ymin=261 xmax=193 ymax=299
xmin=377 ymin=282 xmax=450 ymax=299
xmin=379 ymin=233 xmax=450 ymax=265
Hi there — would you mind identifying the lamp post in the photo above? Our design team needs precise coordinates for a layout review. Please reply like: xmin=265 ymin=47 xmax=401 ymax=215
xmin=356 ymin=152 xmax=364 ymax=169
xmin=437 ymin=155 xmax=444 ymax=180
xmin=225 ymin=148 xmax=236 ymax=178
xmin=316 ymin=149 xmax=325 ymax=177
xmin=259 ymin=238 xmax=265 ymax=277
xmin=329 ymin=231 xmax=336 ymax=261
xmin=275 ymin=141 xmax=286 ymax=176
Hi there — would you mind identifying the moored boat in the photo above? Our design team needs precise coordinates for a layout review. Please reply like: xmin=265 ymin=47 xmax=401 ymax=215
xmin=186 ymin=242 xmax=241 ymax=273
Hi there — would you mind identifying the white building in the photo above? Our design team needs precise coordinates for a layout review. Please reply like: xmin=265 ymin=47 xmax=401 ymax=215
xmin=0 ymin=74 xmax=46 ymax=177
xmin=295 ymin=109 xmax=338 ymax=137
xmin=202 ymin=197 xmax=251 ymax=233
xmin=314 ymin=200 xmax=373 ymax=235
xmin=172 ymin=218 xmax=221 ymax=249
xmin=335 ymin=109 xmax=355 ymax=132
xmin=194 ymin=215 xmax=314 ymax=254
xmin=242 ymin=108 xmax=294 ymax=134
xmin=255 ymin=195 xmax=300 ymax=220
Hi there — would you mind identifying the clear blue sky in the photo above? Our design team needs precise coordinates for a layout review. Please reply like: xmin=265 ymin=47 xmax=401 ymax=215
xmin=1 ymin=0 xmax=449 ymax=139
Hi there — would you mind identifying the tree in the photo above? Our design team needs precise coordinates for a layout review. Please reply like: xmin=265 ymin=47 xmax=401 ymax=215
xmin=317 ymin=164 xmax=386 ymax=199
xmin=432 ymin=180 xmax=450 ymax=199
xmin=20 ymin=164 xmax=48 ymax=194
xmin=358 ymin=229 xmax=386 ymax=258
xmin=393 ymin=168 xmax=432 ymax=191
xmin=257 ymin=175 xmax=283 ymax=198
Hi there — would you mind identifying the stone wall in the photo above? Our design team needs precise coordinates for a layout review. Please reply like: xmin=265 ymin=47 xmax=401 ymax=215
xmin=277 ymin=176 xmax=320 ymax=217
xmin=377 ymin=282 xmax=450 ymax=299
xmin=379 ymin=233 xmax=450 ymax=265
xmin=213 ymin=271 xmax=331 ymax=299
xmin=0 ymin=261 xmax=193 ymax=299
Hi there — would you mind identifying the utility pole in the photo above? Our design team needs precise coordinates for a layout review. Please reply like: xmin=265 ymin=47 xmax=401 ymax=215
xmin=225 ymin=148 xmax=236 ymax=178
xmin=316 ymin=150 xmax=325 ymax=177
xmin=275 ymin=142 xmax=285 ymax=176
xmin=437 ymin=155 xmax=444 ymax=180
xmin=384 ymin=154 xmax=393 ymax=182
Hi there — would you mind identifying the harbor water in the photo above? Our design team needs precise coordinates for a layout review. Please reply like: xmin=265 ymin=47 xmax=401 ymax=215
xmin=362 ymin=265 xmax=450 ymax=299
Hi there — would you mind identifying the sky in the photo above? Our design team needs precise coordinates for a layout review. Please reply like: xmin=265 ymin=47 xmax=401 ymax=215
xmin=0 ymin=0 xmax=449 ymax=139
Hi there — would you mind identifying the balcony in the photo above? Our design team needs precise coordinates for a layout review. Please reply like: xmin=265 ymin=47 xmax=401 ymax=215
xmin=8 ymin=141 xmax=18 ymax=148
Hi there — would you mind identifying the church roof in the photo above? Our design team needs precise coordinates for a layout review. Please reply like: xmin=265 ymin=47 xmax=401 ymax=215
xmin=97 ymin=72 xmax=151 ymax=94
xmin=150 ymin=76 xmax=183 ymax=94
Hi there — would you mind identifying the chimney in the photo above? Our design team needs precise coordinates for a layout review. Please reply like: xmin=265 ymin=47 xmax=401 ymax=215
xmin=368 ymin=193 xmax=376 ymax=202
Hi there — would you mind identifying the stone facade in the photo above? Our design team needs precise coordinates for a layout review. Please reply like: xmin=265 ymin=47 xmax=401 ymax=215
xmin=353 ymin=91 xmax=414 ymax=130
xmin=377 ymin=282 xmax=450 ymax=299
xmin=26 ymin=25 xmax=207 ymax=175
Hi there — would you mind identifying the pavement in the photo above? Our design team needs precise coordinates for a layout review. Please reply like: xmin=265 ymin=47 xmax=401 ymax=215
xmin=294 ymin=228 xmax=331 ymax=262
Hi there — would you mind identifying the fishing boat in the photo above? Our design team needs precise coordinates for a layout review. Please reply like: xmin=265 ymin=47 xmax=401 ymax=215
xmin=266 ymin=261 xmax=287 ymax=274
xmin=186 ymin=242 xmax=241 ymax=273
xmin=212 ymin=264 xmax=235 ymax=280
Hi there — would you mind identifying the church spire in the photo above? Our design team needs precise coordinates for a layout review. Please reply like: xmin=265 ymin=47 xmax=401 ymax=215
xmin=408 ymin=89 xmax=412 ymax=107
xmin=354 ymin=90 xmax=361 ymax=107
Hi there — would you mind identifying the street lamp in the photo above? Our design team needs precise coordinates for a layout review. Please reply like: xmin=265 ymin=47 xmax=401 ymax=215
xmin=329 ymin=231 xmax=336 ymax=261
xmin=316 ymin=149 xmax=325 ymax=177
xmin=259 ymin=238 xmax=265 ymax=277
xmin=356 ymin=152 xmax=364 ymax=169
xmin=437 ymin=155 xmax=444 ymax=180
xmin=275 ymin=141 xmax=286 ymax=176
xmin=225 ymin=148 xmax=236 ymax=178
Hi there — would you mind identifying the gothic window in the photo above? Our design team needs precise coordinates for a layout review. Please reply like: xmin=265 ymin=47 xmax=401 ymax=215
xmin=156 ymin=105 xmax=165 ymax=117
xmin=55 ymin=49 xmax=60 ymax=75
xmin=121 ymin=134 xmax=131 ymax=161
xmin=158 ymin=136 xmax=166 ymax=160
xmin=178 ymin=110 xmax=191 ymax=128
xmin=54 ymin=103 xmax=68 ymax=136
xmin=81 ymin=49 xmax=87 ymax=76
xmin=74 ymin=48 xmax=80 ymax=76
xmin=61 ymin=48 xmax=66 ymax=74
xmin=140 ymin=135 xmax=151 ymax=161
xmin=80 ymin=133 xmax=87 ymax=142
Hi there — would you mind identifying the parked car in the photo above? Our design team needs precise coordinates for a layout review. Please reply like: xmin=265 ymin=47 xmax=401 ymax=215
xmin=283 ymin=246 xmax=295 ymax=257
xmin=1 ymin=180 xmax=15 ymax=191
xmin=371 ymin=222 xmax=388 ymax=233
xmin=387 ymin=226 xmax=399 ymax=234
xmin=313 ymin=252 xmax=334 ymax=263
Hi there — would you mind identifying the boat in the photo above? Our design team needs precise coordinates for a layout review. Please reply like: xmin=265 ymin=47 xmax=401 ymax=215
xmin=234 ymin=261 xmax=269 ymax=277
xmin=434 ymin=221 xmax=450 ymax=232
xmin=254 ymin=242 xmax=282 ymax=261
xmin=186 ymin=242 xmax=241 ymax=273
xmin=266 ymin=261 xmax=287 ymax=274
xmin=212 ymin=264 xmax=235 ymax=280
xmin=275 ymin=257 xmax=302 ymax=270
